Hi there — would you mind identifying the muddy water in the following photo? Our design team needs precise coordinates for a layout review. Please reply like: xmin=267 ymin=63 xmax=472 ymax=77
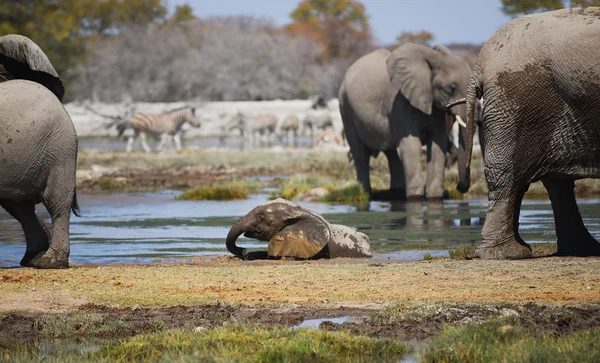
xmin=1 ymin=192 xmax=600 ymax=267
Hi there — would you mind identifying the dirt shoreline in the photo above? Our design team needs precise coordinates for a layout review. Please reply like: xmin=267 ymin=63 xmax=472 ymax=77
xmin=2 ymin=257 xmax=600 ymax=344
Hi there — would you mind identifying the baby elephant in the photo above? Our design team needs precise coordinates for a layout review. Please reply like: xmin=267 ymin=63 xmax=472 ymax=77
xmin=226 ymin=199 xmax=372 ymax=260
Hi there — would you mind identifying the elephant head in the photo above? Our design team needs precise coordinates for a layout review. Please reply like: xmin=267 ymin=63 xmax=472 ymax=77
xmin=386 ymin=43 xmax=470 ymax=121
xmin=0 ymin=34 xmax=64 ymax=100
xmin=226 ymin=199 xmax=372 ymax=259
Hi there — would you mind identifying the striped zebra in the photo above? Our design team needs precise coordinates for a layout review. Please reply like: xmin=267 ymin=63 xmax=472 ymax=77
xmin=277 ymin=114 xmax=300 ymax=147
xmin=226 ymin=112 xmax=277 ymax=147
xmin=302 ymin=112 xmax=334 ymax=142
xmin=117 ymin=107 xmax=201 ymax=153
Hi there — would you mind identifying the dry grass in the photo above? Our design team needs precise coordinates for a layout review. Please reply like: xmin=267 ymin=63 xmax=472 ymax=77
xmin=2 ymin=258 xmax=600 ymax=312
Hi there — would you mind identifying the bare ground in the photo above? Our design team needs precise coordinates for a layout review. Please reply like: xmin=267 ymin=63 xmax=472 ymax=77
xmin=1 ymin=257 xmax=600 ymax=344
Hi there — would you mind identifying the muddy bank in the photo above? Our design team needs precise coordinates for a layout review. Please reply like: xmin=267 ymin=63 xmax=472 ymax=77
xmin=2 ymin=302 xmax=600 ymax=345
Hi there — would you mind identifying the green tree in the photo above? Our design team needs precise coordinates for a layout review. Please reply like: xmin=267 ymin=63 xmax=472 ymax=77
xmin=0 ymin=0 xmax=193 ymax=99
xmin=288 ymin=0 xmax=372 ymax=60
xmin=500 ymin=0 xmax=600 ymax=16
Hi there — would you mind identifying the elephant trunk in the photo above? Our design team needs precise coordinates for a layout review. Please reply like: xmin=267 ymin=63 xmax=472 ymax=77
xmin=226 ymin=216 xmax=251 ymax=259
xmin=457 ymin=72 xmax=482 ymax=193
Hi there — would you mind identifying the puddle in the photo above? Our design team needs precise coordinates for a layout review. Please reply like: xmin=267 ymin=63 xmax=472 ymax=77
xmin=292 ymin=316 xmax=365 ymax=329
xmin=2 ymin=192 xmax=600 ymax=267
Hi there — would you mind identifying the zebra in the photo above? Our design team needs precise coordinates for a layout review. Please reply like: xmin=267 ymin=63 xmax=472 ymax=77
xmin=116 ymin=106 xmax=202 ymax=153
xmin=226 ymin=112 xmax=278 ymax=147
xmin=301 ymin=112 xmax=334 ymax=142
xmin=277 ymin=114 xmax=299 ymax=147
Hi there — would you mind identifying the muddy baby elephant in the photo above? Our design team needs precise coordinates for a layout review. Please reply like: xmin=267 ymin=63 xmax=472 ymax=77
xmin=226 ymin=199 xmax=372 ymax=259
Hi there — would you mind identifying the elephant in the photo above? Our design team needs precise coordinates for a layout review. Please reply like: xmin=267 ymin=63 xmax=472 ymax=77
xmin=0 ymin=34 xmax=80 ymax=268
xmin=226 ymin=199 xmax=372 ymax=260
xmin=278 ymin=114 xmax=300 ymax=147
xmin=227 ymin=112 xmax=278 ymax=148
xmin=339 ymin=43 xmax=472 ymax=200
xmin=455 ymin=7 xmax=600 ymax=259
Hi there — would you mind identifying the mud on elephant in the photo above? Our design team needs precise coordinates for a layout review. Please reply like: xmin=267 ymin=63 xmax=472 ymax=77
xmin=457 ymin=8 xmax=600 ymax=259
xmin=0 ymin=34 xmax=80 ymax=269
xmin=226 ymin=199 xmax=372 ymax=260
xmin=339 ymin=43 xmax=472 ymax=201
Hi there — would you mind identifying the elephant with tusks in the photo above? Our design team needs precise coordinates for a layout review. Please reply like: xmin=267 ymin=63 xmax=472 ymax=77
xmin=0 ymin=34 xmax=80 ymax=269
xmin=226 ymin=199 xmax=372 ymax=260
xmin=339 ymin=43 xmax=472 ymax=200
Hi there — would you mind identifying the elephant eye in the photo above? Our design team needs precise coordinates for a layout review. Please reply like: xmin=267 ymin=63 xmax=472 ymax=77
xmin=447 ymin=83 xmax=457 ymax=93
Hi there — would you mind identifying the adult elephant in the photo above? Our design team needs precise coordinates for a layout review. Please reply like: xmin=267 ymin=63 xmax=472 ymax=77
xmin=339 ymin=43 xmax=471 ymax=200
xmin=0 ymin=34 xmax=80 ymax=268
xmin=456 ymin=7 xmax=600 ymax=259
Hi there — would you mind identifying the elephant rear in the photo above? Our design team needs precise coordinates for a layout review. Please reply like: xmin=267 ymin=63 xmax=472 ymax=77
xmin=0 ymin=80 xmax=78 ymax=204
xmin=340 ymin=49 xmax=396 ymax=151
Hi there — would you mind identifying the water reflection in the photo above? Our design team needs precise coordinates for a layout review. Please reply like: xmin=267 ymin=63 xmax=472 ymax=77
xmin=0 ymin=193 xmax=598 ymax=267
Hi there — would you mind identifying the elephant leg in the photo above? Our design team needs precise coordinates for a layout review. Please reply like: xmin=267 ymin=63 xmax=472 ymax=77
xmin=479 ymin=184 xmax=532 ymax=260
xmin=140 ymin=132 xmax=152 ymax=153
xmin=28 ymin=176 xmax=75 ymax=269
xmin=425 ymin=130 xmax=447 ymax=200
xmin=542 ymin=178 xmax=600 ymax=256
xmin=384 ymin=150 xmax=405 ymax=199
xmin=399 ymin=135 xmax=424 ymax=200
xmin=0 ymin=200 xmax=51 ymax=266
xmin=174 ymin=134 xmax=182 ymax=152
xmin=344 ymin=124 xmax=371 ymax=193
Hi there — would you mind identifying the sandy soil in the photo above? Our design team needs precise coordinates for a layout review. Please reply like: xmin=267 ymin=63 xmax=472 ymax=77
xmin=1 ymin=257 xmax=600 ymax=343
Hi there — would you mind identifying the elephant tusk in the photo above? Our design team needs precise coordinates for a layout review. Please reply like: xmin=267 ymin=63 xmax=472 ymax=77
xmin=446 ymin=98 xmax=467 ymax=110
xmin=455 ymin=115 xmax=467 ymax=128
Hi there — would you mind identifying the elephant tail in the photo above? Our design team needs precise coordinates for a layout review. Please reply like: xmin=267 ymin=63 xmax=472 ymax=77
xmin=457 ymin=70 xmax=483 ymax=193
xmin=71 ymin=189 xmax=81 ymax=217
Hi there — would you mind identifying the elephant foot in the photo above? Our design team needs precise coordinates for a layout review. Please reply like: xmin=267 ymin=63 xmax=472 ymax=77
xmin=20 ymin=250 xmax=46 ymax=267
xmin=478 ymin=239 xmax=532 ymax=260
xmin=555 ymin=236 xmax=600 ymax=257
xmin=24 ymin=251 xmax=69 ymax=269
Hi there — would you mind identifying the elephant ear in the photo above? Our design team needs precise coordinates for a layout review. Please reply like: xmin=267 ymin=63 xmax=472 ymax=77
xmin=0 ymin=34 xmax=65 ymax=101
xmin=432 ymin=44 xmax=453 ymax=56
xmin=386 ymin=44 xmax=433 ymax=115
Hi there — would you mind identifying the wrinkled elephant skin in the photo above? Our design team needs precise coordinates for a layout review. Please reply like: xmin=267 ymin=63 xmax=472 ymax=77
xmin=226 ymin=199 xmax=372 ymax=260
xmin=460 ymin=8 xmax=600 ymax=259
xmin=339 ymin=43 xmax=472 ymax=200
xmin=0 ymin=34 xmax=80 ymax=269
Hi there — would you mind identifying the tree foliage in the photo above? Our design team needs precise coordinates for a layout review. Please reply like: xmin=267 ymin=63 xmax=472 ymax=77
xmin=77 ymin=17 xmax=320 ymax=102
xmin=396 ymin=30 xmax=435 ymax=46
xmin=500 ymin=0 xmax=600 ymax=16
xmin=288 ymin=0 xmax=372 ymax=60
xmin=0 ymin=0 xmax=190 ymax=99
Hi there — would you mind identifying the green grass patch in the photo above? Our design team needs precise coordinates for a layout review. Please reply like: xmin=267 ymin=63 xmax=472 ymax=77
xmin=177 ymin=179 xmax=260 ymax=201
xmin=0 ymin=325 xmax=408 ymax=362
xmin=274 ymin=175 xmax=335 ymax=200
xmin=322 ymin=182 xmax=369 ymax=204
xmin=92 ymin=325 xmax=407 ymax=362
xmin=423 ymin=319 xmax=600 ymax=363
